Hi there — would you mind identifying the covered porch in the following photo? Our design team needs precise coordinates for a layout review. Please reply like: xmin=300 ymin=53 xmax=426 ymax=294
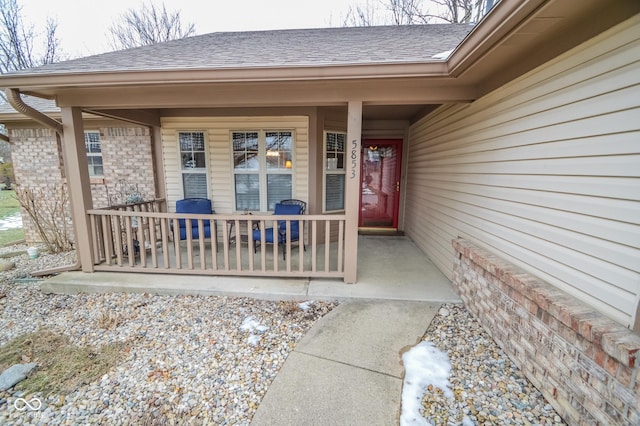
xmin=41 ymin=235 xmax=460 ymax=302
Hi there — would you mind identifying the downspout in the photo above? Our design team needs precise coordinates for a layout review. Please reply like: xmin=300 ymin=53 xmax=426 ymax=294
xmin=4 ymin=87 xmax=81 ymax=274
xmin=5 ymin=88 xmax=63 ymax=135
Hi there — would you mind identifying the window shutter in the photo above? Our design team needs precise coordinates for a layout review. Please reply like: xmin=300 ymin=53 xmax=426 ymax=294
xmin=183 ymin=173 xmax=208 ymax=199
xmin=235 ymin=174 xmax=260 ymax=210
xmin=267 ymin=174 xmax=292 ymax=211
xmin=325 ymin=174 xmax=345 ymax=211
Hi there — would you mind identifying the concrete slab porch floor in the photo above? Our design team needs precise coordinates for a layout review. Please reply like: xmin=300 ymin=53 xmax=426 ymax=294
xmin=41 ymin=235 xmax=461 ymax=303
xmin=40 ymin=236 xmax=460 ymax=425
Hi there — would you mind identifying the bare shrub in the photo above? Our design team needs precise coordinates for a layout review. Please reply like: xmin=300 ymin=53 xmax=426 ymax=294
xmin=98 ymin=309 xmax=123 ymax=330
xmin=278 ymin=300 xmax=300 ymax=315
xmin=14 ymin=183 xmax=73 ymax=253
xmin=106 ymin=179 xmax=145 ymax=207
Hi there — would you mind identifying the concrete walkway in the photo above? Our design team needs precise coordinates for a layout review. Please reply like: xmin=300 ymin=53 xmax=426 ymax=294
xmin=251 ymin=300 xmax=441 ymax=425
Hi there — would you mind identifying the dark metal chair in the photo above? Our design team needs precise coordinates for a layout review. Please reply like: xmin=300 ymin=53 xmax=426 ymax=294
xmin=252 ymin=199 xmax=306 ymax=259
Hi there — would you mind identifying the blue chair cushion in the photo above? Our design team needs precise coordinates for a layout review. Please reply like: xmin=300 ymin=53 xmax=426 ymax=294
xmin=253 ymin=227 xmax=277 ymax=243
xmin=178 ymin=223 xmax=212 ymax=240
xmin=174 ymin=198 xmax=213 ymax=240
xmin=252 ymin=203 xmax=303 ymax=243
xmin=252 ymin=226 xmax=300 ymax=244
xmin=274 ymin=203 xmax=303 ymax=234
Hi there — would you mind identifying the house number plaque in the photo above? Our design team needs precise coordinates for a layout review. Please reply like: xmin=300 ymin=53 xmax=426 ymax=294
xmin=350 ymin=139 xmax=358 ymax=179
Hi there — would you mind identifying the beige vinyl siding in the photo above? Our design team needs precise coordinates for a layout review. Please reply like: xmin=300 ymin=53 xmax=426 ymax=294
xmin=161 ymin=116 xmax=309 ymax=213
xmin=323 ymin=110 xmax=347 ymax=133
xmin=294 ymin=126 xmax=309 ymax=199
xmin=405 ymin=16 xmax=640 ymax=327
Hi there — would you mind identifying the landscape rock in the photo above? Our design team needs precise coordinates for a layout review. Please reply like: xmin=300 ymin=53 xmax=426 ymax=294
xmin=0 ymin=363 xmax=37 ymax=391
xmin=0 ymin=261 xmax=15 ymax=272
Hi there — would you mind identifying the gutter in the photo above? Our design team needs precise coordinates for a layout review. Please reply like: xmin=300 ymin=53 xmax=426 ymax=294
xmin=4 ymin=88 xmax=81 ymax=274
xmin=0 ymin=61 xmax=451 ymax=89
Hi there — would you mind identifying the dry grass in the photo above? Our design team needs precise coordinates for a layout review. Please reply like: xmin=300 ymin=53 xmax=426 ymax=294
xmin=278 ymin=300 xmax=301 ymax=315
xmin=139 ymin=403 xmax=193 ymax=426
xmin=97 ymin=309 xmax=124 ymax=330
xmin=0 ymin=329 xmax=124 ymax=396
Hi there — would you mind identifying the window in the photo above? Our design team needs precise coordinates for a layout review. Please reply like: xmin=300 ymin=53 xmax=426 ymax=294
xmin=233 ymin=130 xmax=293 ymax=211
xmin=85 ymin=131 xmax=103 ymax=177
xmin=324 ymin=131 xmax=346 ymax=212
xmin=179 ymin=131 xmax=208 ymax=199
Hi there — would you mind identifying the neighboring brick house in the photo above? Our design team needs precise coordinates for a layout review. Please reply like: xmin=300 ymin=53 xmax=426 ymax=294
xmin=0 ymin=98 xmax=156 ymax=243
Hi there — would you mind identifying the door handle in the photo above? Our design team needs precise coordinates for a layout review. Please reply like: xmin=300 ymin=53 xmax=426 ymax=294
xmin=396 ymin=181 xmax=400 ymax=192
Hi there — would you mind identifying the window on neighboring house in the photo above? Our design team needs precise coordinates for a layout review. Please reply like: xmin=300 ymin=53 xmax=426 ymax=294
xmin=85 ymin=131 xmax=103 ymax=177
xmin=179 ymin=131 xmax=208 ymax=199
xmin=233 ymin=130 xmax=293 ymax=211
xmin=324 ymin=131 xmax=346 ymax=212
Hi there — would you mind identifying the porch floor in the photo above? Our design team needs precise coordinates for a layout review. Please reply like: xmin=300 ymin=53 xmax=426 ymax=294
xmin=41 ymin=236 xmax=461 ymax=303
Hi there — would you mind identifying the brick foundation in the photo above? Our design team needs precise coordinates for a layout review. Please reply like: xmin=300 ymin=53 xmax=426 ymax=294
xmin=452 ymin=238 xmax=640 ymax=426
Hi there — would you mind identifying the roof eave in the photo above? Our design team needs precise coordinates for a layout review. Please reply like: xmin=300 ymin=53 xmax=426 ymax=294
xmin=447 ymin=0 xmax=548 ymax=77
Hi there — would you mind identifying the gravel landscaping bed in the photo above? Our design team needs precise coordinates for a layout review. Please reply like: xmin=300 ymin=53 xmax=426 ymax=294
xmin=0 ymin=245 xmax=337 ymax=425
xmin=419 ymin=304 xmax=566 ymax=426
xmin=0 ymin=243 xmax=566 ymax=425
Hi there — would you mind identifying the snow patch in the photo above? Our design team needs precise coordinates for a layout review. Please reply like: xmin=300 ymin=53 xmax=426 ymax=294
xmin=247 ymin=334 xmax=261 ymax=346
xmin=0 ymin=213 xmax=22 ymax=231
xmin=240 ymin=316 xmax=269 ymax=333
xmin=240 ymin=316 xmax=269 ymax=347
xmin=298 ymin=301 xmax=314 ymax=311
xmin=400 ymin=341 xmax=452 ymax=426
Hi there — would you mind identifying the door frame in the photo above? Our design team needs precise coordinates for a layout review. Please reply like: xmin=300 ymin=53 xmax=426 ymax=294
xmin=359 ymin=138 xmax=403 ymax=229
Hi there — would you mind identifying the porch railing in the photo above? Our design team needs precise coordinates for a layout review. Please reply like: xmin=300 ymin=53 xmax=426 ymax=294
xmin=87 ymin=202 xmax=345 ymax=278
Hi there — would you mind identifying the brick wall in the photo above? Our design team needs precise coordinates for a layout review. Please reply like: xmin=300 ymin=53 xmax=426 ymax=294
xmin=452 ymin=238 xmax=640 ymax=426
xmin=89 ymin=127 xmax=155 ymax=207
xmin=10 ymin=125 xmax=155 ymax=246
xmin=10 ymin=128 xmax=66 ymax=244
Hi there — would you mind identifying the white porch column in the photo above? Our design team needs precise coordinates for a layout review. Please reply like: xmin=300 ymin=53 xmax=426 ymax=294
xmin=61 ymin=107 xmax=95 ymax=271
xmin=344 ymin=101 xmax=362 ymax=283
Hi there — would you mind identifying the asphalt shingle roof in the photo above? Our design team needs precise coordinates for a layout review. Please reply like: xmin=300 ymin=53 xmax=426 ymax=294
xmin=0 ymin=96 xmax=57 ymax=114
xmin=6 ymin=24 xmax=473 ymax=76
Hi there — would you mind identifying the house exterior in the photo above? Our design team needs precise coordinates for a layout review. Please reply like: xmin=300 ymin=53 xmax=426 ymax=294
xmin=1 ymin=0 xmax=639 ymax=423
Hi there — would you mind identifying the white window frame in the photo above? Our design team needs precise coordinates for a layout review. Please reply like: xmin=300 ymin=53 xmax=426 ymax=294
xmin=84 ymin=130 xmax=103 ymax=177
xmin=178 ymin=131 xmax=209 ymax=199
xmin=323 ymin=131 xmax=347 ymax=213
xmin=232 ymin=129 xmax=294 ymax=212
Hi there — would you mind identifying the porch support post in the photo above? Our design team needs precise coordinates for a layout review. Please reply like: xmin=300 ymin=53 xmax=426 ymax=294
xmin=61 ymin=107 xmax=95 ymax=272
xmin=344 ymin=101 xmax=362 ymax=283
xmin=150 ymin=125 xmax=166 ymax=207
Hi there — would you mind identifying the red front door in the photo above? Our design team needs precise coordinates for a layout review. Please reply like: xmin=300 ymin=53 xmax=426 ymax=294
xmin=359 ymin=139 xmax=402 ymax=228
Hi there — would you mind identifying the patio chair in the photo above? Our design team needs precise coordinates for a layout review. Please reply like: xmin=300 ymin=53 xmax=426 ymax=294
xmin=174 ymin=198 xmax=214 ymax=240
xmin=252 ymin=199 xmax=306 ymax=260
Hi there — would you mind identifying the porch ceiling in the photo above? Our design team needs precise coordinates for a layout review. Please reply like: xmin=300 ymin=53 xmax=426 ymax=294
xmin=88 ymin=104 xmax=434 ymax=125
xmin=0 ymin=100 xmax=436 ymax=125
